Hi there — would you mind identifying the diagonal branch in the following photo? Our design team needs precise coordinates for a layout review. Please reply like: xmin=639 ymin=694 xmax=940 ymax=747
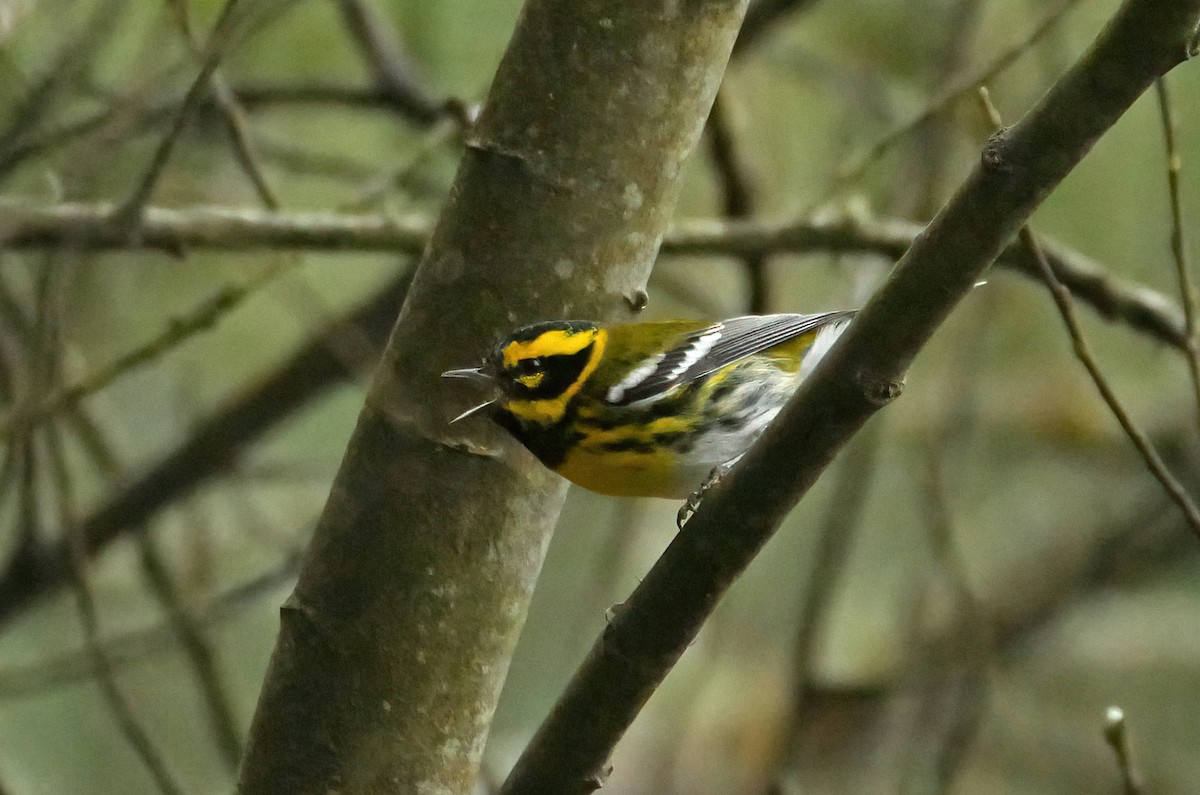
xmin=499 ymin=1 xmax=1200 ymax=791
xmin=1021 ymin=224 xmax=1200 ymax=537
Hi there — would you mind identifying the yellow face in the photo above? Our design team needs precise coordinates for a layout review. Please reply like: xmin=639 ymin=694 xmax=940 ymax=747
xmin=487 ymin=322 xmax=607 ymax=426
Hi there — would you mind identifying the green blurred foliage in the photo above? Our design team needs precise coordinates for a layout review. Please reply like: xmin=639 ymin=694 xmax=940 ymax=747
xmin=0 ymin=0 xmax=1198 ymax=792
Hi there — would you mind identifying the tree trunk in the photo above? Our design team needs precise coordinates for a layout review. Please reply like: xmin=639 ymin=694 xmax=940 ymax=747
xmin=236 ymin=1 xmax=749 ymax=792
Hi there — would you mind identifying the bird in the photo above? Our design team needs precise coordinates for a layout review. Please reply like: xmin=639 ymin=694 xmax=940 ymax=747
xmin=443 ymin=311 xmax=853 ymax=514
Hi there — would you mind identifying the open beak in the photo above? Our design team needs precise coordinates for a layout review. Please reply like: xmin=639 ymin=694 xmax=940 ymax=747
xmin=441 ymin=366 xmax=493 ymax=384
xmin=442 ymin=365 xmax=498 ymax=423
xmin=448 ymin=399 xmax=496 ymax=424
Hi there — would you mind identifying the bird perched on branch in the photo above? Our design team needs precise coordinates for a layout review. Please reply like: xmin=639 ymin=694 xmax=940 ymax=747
xmin=444 ymin=311 xmax=853 ymax=521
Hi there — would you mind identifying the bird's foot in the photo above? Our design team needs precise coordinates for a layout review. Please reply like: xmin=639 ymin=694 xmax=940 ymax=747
xmin=676 ymin=460 xmax=736 ymax=529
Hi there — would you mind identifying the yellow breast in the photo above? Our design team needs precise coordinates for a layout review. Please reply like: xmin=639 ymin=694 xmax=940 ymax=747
xmin=554 ymin=445 xmax=687 ymax=498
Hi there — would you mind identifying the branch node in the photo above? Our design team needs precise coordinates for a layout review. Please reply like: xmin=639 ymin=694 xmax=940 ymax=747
xmin=625 ymin=288 xmax=649 ymax=312
xmin=444 ymin=98 xmax=481 ymax=127
xmin=440 ymin=436 xmax=503 ymax=459
xmin=585 ymin=762 xmax=613 ymax=790
xmin=980 ymin=127 xmax=1014 ymax=173
xmin=858 ymin=371 xmax=905 ymax=406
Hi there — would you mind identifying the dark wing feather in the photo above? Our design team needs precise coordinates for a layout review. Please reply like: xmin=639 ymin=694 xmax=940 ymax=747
xmin=607 ymin=311 xmax=853 ymax=406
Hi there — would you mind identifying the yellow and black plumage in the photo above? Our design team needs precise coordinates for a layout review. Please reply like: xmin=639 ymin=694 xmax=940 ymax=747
xmin=443 ymin=312 xmax=854 ymax=499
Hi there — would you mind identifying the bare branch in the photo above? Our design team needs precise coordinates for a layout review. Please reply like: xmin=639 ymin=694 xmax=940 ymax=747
xmin=1155 ymin=77 xmax=1200 ymax=426
xmin=0 ymin=0 xmax=130 ymax=161
xmin=236 ymin=0 xmax=753 ymax=789
xmin=61 ymin=400 xmax=245 ymax=771
xmin=48 ymin=424 xmax=185 ymax=795
xmin=978 ymin=84 xmax=1200 ymax=537
xmin=0 ymin=552 xmax=300 ymax=697
xmin=1021 ymin=224 xmax=1200 ymax=537
xmin=0 ymin=203 xmax=1186 ymax=350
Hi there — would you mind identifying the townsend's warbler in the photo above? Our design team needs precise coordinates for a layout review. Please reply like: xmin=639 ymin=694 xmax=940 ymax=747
xmin=443 ymin=312 xmax=853 ymax=501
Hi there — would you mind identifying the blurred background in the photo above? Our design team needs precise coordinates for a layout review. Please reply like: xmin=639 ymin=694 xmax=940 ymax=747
xmin=1 ymin=0 xmax=1199 ymax=792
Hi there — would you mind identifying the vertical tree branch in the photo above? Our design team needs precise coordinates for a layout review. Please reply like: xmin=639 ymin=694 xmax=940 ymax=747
xmin=236 ymin=2 xmax=751 ymax=793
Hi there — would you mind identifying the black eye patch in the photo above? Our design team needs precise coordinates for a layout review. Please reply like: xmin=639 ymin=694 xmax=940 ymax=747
xmin=502 ymin=344 xmax=594 ymax=400
xmin=515 ymin=358 xmax=543 ymax=375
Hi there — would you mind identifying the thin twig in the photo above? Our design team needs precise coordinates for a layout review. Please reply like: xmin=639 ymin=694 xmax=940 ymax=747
xmin=253 ymin=133 xmax=380 ymax=182
xmin=164 ymin=0 xmax=279 ymax=210
xmin=341 ymin=116 xmax=464 ymax=211
xmin=897 ymin=0 xmax=985 ymax=218
xmin=117 ymin=0 xmax=244 ymax=224
xmin=818 ymin=0 xmax=1082 ymax=207
xmin=705 ymin=91 xmax=770 ymax=313
xmin=1154 ymin=77 xmax=1200 ymax=428
xmin=0 ymin=81 xmax=417 ymax=182
xmin=1022 ymin=226 xmax=1200 ymax=537
xmin=0 ymin=85 xmax=177 ymax=182
xmin=0 ymin=262 xmax=290 ymax=439
xmin=62 ymin=402 xmax=246 ymax=772
xmin=1103 ymin=707 xmax=1146 ymax=795
xmin=0 ymin=0 xmax=130 ymax=160
xmin=136 ymin=530 xmax=244 ymax=769
xmin=233 ymin=81 xmax=399 ymax=108
xmin=976 ymin=87 xmax=1200 ymax=541
xmin=47 ymin=425 xmax=186 ymax=795
xmin=335 ymin=0 xmax=462 ymax=126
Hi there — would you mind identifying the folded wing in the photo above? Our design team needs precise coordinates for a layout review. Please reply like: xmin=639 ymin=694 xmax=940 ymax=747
xmin=606 ymin=311 xmax=853 ymax=406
